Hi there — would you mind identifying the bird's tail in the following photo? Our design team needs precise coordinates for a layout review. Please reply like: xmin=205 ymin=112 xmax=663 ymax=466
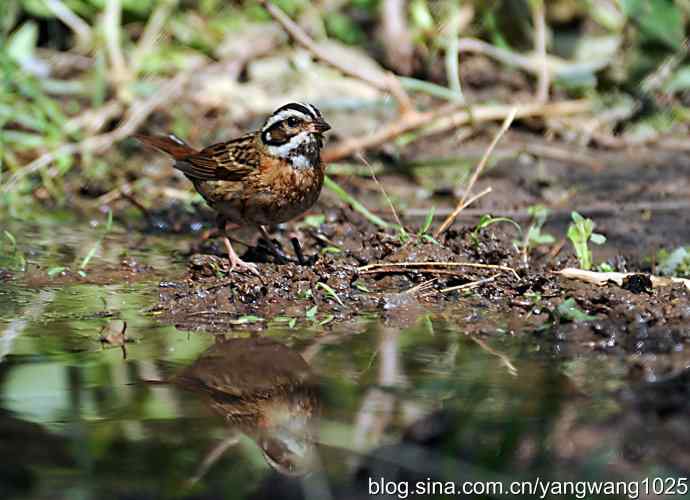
xmin=134 ymin=134 xmax=198 ymax=160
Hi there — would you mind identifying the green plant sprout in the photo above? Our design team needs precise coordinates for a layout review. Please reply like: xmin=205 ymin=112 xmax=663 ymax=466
xmin=417 ymin=206 xmax=439 ymax=243
xmin=566 ymin=212 xmax=606 ymax=270
xmin=524 ymin=205 xmax=555 ymax=249
xmin=656 ymin=247 xmax=690 ymax=277
xmin=515 ymin=205 xmax=556 ymax=265
xmin=471 ymin=214 xmax=521 ymax=246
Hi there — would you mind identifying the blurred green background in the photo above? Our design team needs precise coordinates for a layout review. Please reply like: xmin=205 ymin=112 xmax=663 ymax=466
xmin=1 ymin=0 xmax=689 ymax=209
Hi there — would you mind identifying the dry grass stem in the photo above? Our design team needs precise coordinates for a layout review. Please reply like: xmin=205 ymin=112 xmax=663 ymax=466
xmin=131 ymin=0 xmax=177 ymax=74
xmin=357 ymin=153 xmax=406 ymax=232
xmin=358 ymin=261 xmax=520 ymax=280
xmin=435 ymin=108 xmax=517 ymax=237
xmin=45 ymin=0 xmax=93 ymax=51
xmin=404 ymin=278 xmax=438 ymax=295
xmin=440 ymin=273 xmax=499 ymax=293
xmin=532 ymin=0 xmax=549 ymax=102
xmin=104 ymin=0 xmax=129 ymax=84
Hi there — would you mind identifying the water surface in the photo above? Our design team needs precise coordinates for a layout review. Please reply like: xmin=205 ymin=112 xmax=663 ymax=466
xmin=0 ymin=212 xmax=684 ymax=499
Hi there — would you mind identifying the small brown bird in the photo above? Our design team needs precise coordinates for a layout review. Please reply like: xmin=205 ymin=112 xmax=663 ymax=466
xmin=135 ymin=102 xmax=331 ymax=275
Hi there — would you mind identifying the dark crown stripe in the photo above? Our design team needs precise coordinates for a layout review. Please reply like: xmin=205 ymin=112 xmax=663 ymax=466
xmin=274 ymin=102 xmax=317 ymax=119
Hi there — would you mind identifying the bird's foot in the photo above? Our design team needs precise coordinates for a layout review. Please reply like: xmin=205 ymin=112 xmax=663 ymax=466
xmin=229 ymin=255 xmax=260 ymax=276
xmin=223 ymin=236 xmax=260 ymax=276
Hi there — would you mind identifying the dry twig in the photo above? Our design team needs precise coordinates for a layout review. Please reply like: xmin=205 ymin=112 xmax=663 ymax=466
xmin=380 ymin=0 xmax=414 ymax=76
xmin=258 ymin=0 xmax=414 ymax=113
xmin=556 ymin=268 xmax=690 ymax=292
xmin=323 ymin=99 xmax=590 ymax=163
xmin=435 ymin=108 xmax=517 ymax=237
xmin=3 ymin=68 xmax=197 ymax=192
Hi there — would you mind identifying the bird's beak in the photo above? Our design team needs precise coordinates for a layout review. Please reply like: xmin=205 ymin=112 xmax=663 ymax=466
xmin=311 ymin=120 xmax=331 ymax=134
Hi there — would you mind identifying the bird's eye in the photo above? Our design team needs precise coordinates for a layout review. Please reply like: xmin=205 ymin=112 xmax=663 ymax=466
xmin=286 ymin=116 xmax=299 ymax=127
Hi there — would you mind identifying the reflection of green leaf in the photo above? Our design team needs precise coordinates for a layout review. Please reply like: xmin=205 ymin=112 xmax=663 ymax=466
xmin=232 ymin=315 xmax=263 ymax=325
xmin=306 ymin=305 xmax=318 ymax=321
xmin=556 ymin=298 xmax=596 ymax=322
xmin=47 ymin=267 xmax=66 ymax=277
xmin=621 ymin=0 xmax=684 ymax=49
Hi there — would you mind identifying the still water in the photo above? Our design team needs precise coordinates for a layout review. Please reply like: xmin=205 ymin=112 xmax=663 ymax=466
xmin=0 ymin=211 xmax=685 ymax=499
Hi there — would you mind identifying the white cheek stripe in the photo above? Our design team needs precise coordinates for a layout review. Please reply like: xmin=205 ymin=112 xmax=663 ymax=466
xmin=262 ymin=109 xmax=310 ymax=131
xmin=266 ymin=131 xmax=312 ymax=157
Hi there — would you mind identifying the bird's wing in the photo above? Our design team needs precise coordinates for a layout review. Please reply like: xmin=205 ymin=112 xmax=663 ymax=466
xmin=175 ymin=133 xmax=260 ymax=181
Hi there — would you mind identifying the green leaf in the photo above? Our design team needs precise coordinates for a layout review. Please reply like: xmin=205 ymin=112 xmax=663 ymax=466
xmin=321 ymin=246 xmax=342 ymax=255
xmin=621 ymin=0 xmax=684 ymax=49
xmin=7 ymin=21 xmax=38 ymax=64
xmin=419 ymin=206 xmax=435 ymax=235
xmin=665 ymin=66 xmax=690 ymax=93
xmin=590 ymin=233 xmax=606 ymax=245
xmin=319 ymin=314 xmax=335 ymax=326
xmin=597 ymin=263 xmax=614 ymax=272
xmin=316 ymin=282 xmax=345 ymax=306
xmin=301 ymin=214 xmax=325 ymax=229
xmin=410 ymin=0 xmax=434 ymax=31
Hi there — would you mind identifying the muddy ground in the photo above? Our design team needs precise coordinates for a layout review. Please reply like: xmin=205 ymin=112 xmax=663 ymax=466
xmin=131 ymin=135 xmax=690 ymax=377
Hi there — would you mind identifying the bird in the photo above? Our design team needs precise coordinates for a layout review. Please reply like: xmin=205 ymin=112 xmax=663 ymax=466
xmin=135 ymin=102 xmax=331 ymax=275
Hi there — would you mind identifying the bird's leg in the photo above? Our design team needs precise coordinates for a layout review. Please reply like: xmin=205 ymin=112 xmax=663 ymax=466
xmin=258 ymin=225 xmax=293 ymax=264
xmin=290 ymin=237 xmax=306 ymax=266
xmin=290 ymin=235 xmax=318 ymax=267
xmin=217 ymin=216 xmax=260 ymax=276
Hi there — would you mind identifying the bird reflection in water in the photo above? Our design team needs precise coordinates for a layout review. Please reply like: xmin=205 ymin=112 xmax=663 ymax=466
xmin=172 ymin=337 xmax=320 ymax=480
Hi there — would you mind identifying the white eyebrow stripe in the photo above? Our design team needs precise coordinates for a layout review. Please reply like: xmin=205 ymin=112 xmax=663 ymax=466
xmin=262 ymin=109 xmax=311 ymax=131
